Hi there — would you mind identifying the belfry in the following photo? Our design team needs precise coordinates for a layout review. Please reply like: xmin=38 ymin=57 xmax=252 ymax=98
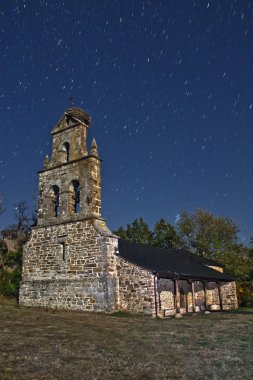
xmin=37 ymin=108 xmax=101 ymax=224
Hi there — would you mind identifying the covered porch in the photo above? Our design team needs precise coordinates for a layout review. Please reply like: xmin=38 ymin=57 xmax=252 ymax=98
xmin=154 ymin=275 xmax=237 ymax=318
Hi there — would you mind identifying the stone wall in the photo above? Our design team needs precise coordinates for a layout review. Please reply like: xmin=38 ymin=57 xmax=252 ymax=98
xmin=20 ymin=279 xmax=107 ymax=311
xmin=51 ymin=124 xmax=88 ymax=166
xmin=220 ymin=281 xmax=238 ymax=310
xmin=116 ymin=257 xmax=155 ymax=316
xmin=19 ymin=220 xmax=118 ymax=312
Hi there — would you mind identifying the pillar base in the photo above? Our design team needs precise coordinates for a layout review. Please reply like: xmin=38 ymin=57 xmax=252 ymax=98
xmin=175 ymin=313 xmax=182 ymax=318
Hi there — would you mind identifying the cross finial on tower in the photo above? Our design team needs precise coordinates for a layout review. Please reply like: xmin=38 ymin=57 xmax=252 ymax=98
xmin=67 ymin=96 xmax=74 ymax=108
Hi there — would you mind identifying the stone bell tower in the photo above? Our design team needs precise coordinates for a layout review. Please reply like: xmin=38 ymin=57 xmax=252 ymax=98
xmin=19 ymin=108 xmax=119 ymax=312
xmin=37 ymin=107 xmax=101 ymax=226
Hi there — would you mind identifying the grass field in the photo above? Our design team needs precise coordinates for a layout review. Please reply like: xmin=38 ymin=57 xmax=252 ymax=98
xmin=0 ymin=298 xmax=252 ymax=380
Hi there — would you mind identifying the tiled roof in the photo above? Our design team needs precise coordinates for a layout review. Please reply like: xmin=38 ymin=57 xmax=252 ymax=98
xmin=118 ymin=239 xmax=234 ymax=281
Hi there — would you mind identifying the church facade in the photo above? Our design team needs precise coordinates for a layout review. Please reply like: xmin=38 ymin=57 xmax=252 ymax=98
xmin=19 ymin=108 xmax=238 ymax=317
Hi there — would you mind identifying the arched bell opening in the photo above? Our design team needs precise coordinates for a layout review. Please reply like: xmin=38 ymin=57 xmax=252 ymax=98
xmin=51 ymin=185 xmax=60 ymax=217
xmin=69 ymin=180 xmax=80 ymax=214
xmin=63 ymin=142 xmax=70 ymax=162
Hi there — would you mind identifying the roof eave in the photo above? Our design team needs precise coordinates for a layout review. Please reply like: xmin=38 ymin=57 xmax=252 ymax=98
xmin=153 ymin=271 xmax=234 ymax=282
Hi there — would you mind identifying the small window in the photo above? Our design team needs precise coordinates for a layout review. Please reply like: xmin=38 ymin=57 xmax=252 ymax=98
xmin=61 ymin=242 xmax=67 ymax=261
xmin=52 ymin=185 xmax=60 ymax=217
xmin=63 ymin=142 xmax=70 ymax=162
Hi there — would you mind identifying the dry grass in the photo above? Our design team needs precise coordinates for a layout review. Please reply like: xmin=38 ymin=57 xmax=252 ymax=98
xmin=0 ymin=298 xmax=253 ymax=380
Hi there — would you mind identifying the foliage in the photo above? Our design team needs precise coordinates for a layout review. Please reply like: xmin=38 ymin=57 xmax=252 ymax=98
xmin=0 ymin=249 xmax=23 ymax=299
xmin=238 ymin=281 xmax=253 ymax=307
xmin=153 ymin=218 xmax=181 ymax=249
xmin=114 ymin=226 xmax=128 ymax=240
xmin=115 ymin=218 xmax=153 ymax=246
xmin=0 ymin=267 xmax=22 ymax=298
xmin=0 ymin=200 xmax=32 ymax=300
xmin=115 ymin=211 xmax=241 ymax=257
xmin=2 ymin=249 xmax=23 ymax=268
xmin=218 ymin=246 xmax=252 ymax=281
xmin=176 ymin=208 xmax=240 ymax=260
xmin=0 ymin=238 xmax=7 ymax=254
xmin=115 ymin=217 xmax=181 ymax=249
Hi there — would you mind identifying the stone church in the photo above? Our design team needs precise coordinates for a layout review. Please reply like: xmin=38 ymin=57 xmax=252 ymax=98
xmin=19 ymin=108 xmax=238 ymax=317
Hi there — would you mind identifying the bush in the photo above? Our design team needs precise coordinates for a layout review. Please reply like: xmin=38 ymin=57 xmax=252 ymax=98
xmin=238 ymin=282 xmax=253 ymax=307
xmin=0 ymin=249 xmax=23 ymax=299
xmin=2 ymin=249 xmax=22 ymax=268
xmin=0 ymin=268 xmax=21 ymax=298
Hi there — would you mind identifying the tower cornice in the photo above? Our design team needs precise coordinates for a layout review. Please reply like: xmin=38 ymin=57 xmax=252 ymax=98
xmin=38 ymin=154 xmax=102 ymax=174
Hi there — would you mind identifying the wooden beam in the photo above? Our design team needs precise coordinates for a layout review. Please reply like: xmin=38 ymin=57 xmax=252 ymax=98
xmin=153 ymin=275 xmax=159 ymax=318
xmin=203 ymin=281 xmax=208 ymax=311
xmin=190 ymin=280 xmax=196 ymax=313
xmin=218 ymin=282 xmax=223 ymax=311
xmin=174 ymin=279 xmax=180 ymax=314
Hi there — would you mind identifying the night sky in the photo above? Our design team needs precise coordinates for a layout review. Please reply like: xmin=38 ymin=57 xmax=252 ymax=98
xmin=0 ymin=1 xmax=253 ymax=243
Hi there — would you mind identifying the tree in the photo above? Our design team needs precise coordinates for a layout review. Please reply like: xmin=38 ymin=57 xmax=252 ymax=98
xmin=13 ymin=201 xmax=32 ymax=245
xmin=153 ymin=218 xmax=181 ymax=249
xmin=31 ymin=189 xmax=38 ymax=227
xmin=114 ymin=218 xmax=153 ymax=245
xmin=14 ymin=201 xmax=31 ymax=232
xmin=114 ymin=217 xmax=183 ymax=249
xmin=114 ymin=226 xmax=128 ymax=240
xmin=176 ymin=209 xmax=240 ymax=260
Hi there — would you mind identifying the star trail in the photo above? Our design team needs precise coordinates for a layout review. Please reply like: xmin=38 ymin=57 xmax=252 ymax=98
xmin=0 ymin=0 xmax=252 ymax=242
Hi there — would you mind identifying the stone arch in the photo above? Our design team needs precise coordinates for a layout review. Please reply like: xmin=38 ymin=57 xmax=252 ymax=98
xmin=63 ymin=142 xmax=70 ymax=162
xmin=51 ymin=185 xmax=60 ymax=217
xmin=69 ymin=180 xmax=80 ymax=213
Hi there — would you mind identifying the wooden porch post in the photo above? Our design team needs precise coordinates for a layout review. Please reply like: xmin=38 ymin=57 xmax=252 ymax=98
xmin=217 ymin=282 xmax=223 ymax=311
xmin=174 ymin=278 xmax=181 ymax=315
xmin=190 ymin=280 xmax=196 ymax=313
xmin=203 ymin=281 xmax=210 ymax=313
